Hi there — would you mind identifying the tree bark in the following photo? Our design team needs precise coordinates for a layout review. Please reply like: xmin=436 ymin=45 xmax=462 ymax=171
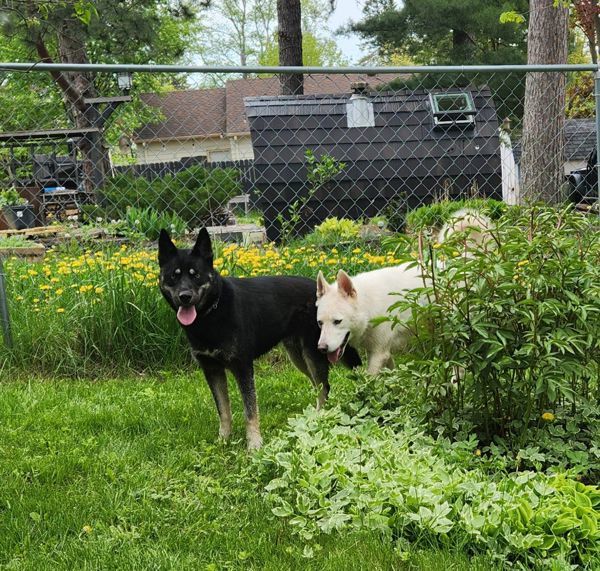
xmin=520 ymin=0 xmax=569 ymax=204
xmin=277 ymin=0 xmax=303 ymax=95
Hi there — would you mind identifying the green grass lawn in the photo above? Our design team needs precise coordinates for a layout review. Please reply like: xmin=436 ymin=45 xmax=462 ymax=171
xmin=0 ymin=357 xmax=497 ymax=570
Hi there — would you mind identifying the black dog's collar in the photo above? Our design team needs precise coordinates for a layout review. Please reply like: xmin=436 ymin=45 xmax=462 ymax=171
xmin=202 ymin=298 xmax=219 ymax=316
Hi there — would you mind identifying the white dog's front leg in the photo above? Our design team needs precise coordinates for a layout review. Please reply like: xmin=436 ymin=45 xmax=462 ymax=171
xmin=366 ymin=352 xmax=392 ymax=375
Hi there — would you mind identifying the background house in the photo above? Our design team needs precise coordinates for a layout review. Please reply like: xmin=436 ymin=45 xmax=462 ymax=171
xmin=245 ymin=86 xmax=503 ymax=241
xmin=133 ymin=74 xmax=395 ymax=164
xmin=512 ymin=118 xmax=596 ymax=175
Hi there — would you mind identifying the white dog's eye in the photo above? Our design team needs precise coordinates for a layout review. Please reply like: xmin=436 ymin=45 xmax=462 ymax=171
xmin=334 ymin=319 xmax=343 ymax=325
xmin=317 ymin=320 xmax=323 ymax=327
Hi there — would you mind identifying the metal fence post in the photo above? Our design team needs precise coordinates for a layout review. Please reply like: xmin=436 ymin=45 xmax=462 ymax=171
xmin=0 ymin=257 xmax=12 ymax=349
xmin=596 ymin=68 xmax=600 ymax=212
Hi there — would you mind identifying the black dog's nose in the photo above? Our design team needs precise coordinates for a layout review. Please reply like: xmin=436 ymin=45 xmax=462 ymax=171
xmin=179 ymin=291 xmax=193 ymax=305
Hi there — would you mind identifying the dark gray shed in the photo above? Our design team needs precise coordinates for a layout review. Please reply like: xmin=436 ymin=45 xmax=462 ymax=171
xmin=245 ymin=87 xmax=502 ymax=242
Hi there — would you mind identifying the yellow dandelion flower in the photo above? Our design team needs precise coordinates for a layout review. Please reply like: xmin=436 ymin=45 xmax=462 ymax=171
xmin=541 ymin=412 xmax=555 ymax=422
xmin=94 ymin=287 xmax=104 ymax=294
xmin=517 ymin=260 xmax=529 ymax=267
xmin=39 ymin=284 xmax=52 ymax=291
xmin=56 ymin=308 xmax=65 ymax=313
xmin=432 ymin=242 xmax=441 ymax=249
xmin=55 ymin=288 xmax=64 ymax=296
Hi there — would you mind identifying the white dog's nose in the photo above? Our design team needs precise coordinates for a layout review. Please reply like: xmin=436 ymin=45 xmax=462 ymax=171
xmin=317 ymin=342 xmax=328 ymax=353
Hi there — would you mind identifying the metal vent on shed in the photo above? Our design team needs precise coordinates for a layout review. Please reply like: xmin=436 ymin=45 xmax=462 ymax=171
xmin=346 ymin=82 xmax=375 ymax=128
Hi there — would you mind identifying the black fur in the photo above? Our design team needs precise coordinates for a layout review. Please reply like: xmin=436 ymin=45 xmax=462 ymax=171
xmin=158 ymin=228 xmax=361 ymax=449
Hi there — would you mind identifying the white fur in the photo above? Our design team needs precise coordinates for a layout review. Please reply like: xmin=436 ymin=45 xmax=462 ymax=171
xmin=438 ymin=208 xmax=492 ymax=245
xmin=316 ymin=265 xmax=424 ymax=375
xmin=316 ymin=208 xmax=492 ymax=376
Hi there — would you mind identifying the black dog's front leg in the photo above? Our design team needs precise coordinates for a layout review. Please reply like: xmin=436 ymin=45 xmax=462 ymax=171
xmin=198 ymin=357 xmax=232 ymax=441
xmin=230 ymin=363 xmax=262 ymax=450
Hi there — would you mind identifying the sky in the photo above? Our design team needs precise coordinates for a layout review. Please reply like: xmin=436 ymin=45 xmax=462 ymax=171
xmin=327 ymin=0 xmax=365 ymax=65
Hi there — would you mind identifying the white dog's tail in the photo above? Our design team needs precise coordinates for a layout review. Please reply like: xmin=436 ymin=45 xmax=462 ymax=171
xmin=437 ymin=208 xmax=493 ymax=246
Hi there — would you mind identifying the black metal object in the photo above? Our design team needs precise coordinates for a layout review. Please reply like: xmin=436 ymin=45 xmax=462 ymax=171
xmin=565 ymin=150 xmax=598 ymax=204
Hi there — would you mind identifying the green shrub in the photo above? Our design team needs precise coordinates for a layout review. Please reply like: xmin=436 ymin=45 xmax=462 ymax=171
xmin=125 ymin=206 xmax=187 ymax=241
xmin=406 ymin=198 xmax=506 ymax=233
xmin=0 ymin=188 xmax=27 ymax=207
xmin=97 ymin=164 xmax=241 ymax=227
xmin=383 ymin=205 xmax=600 ymax=448
xmin=304 ymin=217 xmax=362 ymax=245
xmin=257 ymin=389 xmax=600 ymax=569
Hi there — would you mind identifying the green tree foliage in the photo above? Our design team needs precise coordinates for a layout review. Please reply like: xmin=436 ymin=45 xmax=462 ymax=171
xmin=197 ymin=0 xmax=346 ymax=73
xmin=350 ymin=0 xmax=528 ymax=122
xmin=0 ymin=1 xmax=203 ymax=136
xmin=351 ymin=0 xmax=528 ymax=66
xmin=258 ymin=30 xmax=347 ymax=67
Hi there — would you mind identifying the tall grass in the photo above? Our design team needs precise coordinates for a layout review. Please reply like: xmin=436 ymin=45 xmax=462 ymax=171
xmin=0 ymin=240 xmax=403 ymax=377
xmin=1 ymin=244 xmax=185 ymax=376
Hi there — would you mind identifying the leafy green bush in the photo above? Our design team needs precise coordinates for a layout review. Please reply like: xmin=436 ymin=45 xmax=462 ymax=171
xmin=97 ymin=164 xmax=241 ymax=227
xmin=278 ymin=150 xmax=346 ymax=245
xmin=0 ymin=188 xmax=27 ymax=207
xmin=257 ymin=391 xmax=600 ymax=569
xmin=406 ymin=198 xmax=506 ymax=233
xmin=384 ymin=205 xmax=600 ymax=450
xmin=304 ymin=217 xmax=362 ymax=245
xmin=124 ymin=206 xmax=187 ymax=241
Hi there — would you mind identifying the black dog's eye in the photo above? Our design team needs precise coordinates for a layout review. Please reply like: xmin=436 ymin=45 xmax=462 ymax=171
xmin=171 ymin=268 xmax=181 ymax=280
xmin=333 ymin=319 xmax=343 ymax=325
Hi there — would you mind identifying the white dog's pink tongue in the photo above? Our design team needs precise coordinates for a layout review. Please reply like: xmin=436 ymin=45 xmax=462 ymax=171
xmin=327 ymin=348 xmax=342 ymax=364
xmin=177 ymin=306 xmax=197 ymax=326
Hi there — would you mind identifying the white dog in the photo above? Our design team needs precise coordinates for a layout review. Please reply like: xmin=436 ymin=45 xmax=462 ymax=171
xmin=316 ymin=265 xmax=423 ymax=374
xmin=315 ymin=208 xmax=492 ymax=375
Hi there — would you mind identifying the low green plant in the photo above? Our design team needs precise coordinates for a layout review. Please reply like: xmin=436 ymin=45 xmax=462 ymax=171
xmin=303 ymin=217 xmax=362 ymax=246
xmin=124 ymin=206 xmax=187 ymax=241
xmin=257 ymin=373 xmax=600 ymax=569
xmin=0 ymin=235 xmax=31 ymax=248
xmin=383 ymin=205 xmax=600 ymax=450
xmin=97 ymin=164 xmax=241 ymax=228
xmin=0 ymin=188 xmax=27 ymax=207
xmin=277 ymin=150 xmax=346 ymax=245
xmin=405 ymin=198 xmax=506 ymax=233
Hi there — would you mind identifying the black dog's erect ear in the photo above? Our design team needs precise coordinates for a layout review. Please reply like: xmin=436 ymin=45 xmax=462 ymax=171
xmin=158 ymin=229 xmax=178 ymax=267
xmin=191 ymin=228 xmax=213 ymax=265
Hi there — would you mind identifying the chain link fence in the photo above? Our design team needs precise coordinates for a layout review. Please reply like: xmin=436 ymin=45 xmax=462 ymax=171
xmin=0 ymin=64 xmax=598 ymax=241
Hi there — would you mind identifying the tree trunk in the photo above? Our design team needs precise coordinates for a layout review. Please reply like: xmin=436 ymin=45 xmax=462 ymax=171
xmin=520 ymin=0 xmax=569 ymax=204
xmin=277 ymin=0 xmax=303 ymax=95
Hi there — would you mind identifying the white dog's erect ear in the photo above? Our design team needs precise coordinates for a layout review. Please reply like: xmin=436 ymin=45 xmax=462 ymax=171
xmin=316 ymin=270 xmax=329 ymax=298
xmin=336 ymin=270 xmax=356 ymax=298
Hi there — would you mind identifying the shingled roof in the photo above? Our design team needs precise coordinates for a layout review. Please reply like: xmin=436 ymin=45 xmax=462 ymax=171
xmin=512 ymin=118 xmax=596 ymax=164
xmin=135 ymin=88 xmax=226 ymax=143
xmin=134 ymin=74 xmax=398 ymax=143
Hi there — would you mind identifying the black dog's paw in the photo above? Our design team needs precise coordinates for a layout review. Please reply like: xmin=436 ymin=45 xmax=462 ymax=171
xmin=341 ymin=345 xmax=362 ymax=369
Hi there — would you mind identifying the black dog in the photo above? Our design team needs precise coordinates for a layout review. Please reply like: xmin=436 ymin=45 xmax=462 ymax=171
xmin=158 ymin=228 xmax=360 ymax=450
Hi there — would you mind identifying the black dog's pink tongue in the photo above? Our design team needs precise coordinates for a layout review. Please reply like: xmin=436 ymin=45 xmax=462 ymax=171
xmin=327 ymin=347 xmax=342 ymax=364
xmin=177 ymin=306 xmax=197 ymax=326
